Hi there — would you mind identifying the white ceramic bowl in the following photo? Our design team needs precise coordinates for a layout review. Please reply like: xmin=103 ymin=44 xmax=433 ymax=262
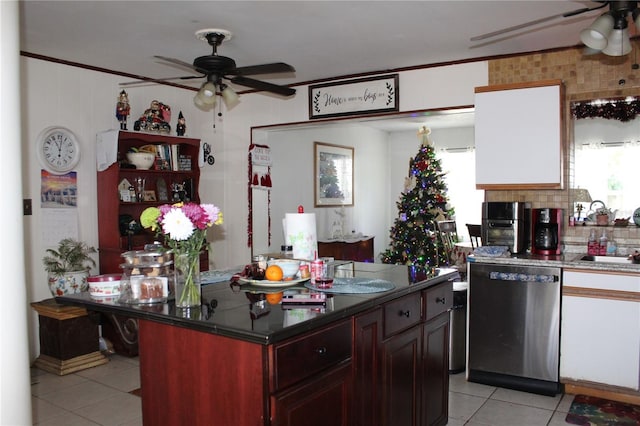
xmin=267 ymin=259 xmax=301 ymax=279
xmin=88 ymin=274 xmax=122 ymax=297
xmin=126 ymin=152 xmax=155 ymax=170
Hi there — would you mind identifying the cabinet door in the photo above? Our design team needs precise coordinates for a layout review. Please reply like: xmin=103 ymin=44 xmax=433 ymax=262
xmin=562 ymin=270 xmax=640 ymax=390
xmin=561 ymin=295 xmax=640 ymax=390
xmin=422 ymin=313 xmax=450 ymax=426
xmin=475 ymin=80 xmax=563 ymax=189
xmin=271 ymin=362 xmax=352 ymax=426
xmin=382 ymin=326 xmax=421 ymax=426
xmin=353 ymin=308 xmax=383 ymax=426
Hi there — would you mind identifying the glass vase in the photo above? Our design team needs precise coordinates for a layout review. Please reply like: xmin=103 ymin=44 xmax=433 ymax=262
xmin=174 ymin=252 xmax=201 ymax=308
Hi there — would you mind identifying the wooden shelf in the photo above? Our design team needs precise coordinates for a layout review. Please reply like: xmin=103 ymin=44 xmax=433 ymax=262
xmin=97 ymin=131 xmax=202 ymax=274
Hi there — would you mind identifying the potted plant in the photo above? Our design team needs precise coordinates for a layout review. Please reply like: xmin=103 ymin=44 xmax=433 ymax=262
xmin=43 ymin=238 xmax=97 ymax=296
xmin=595 ymin=207 xmax=612 ymax=226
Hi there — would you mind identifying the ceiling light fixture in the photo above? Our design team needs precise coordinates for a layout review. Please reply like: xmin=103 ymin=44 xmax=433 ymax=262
xmin=194 ymin=81 xmax=217 ymax=109
xmin=194 ymin=79 xmax=241 ymax=111
xmin=580 ymin=1 xmax=639 ymax=57
xmin=220 ymin=84 xmax=240 ymax=109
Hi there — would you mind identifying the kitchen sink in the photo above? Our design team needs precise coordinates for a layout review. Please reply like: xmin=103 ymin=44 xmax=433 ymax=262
xmin=579 ymin=255 xmax=632 ymax=264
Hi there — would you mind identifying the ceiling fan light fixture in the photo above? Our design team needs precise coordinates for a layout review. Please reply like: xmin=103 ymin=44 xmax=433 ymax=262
xmin=221 ymin=84 xmax=240 ymax=109
xmin=201 ymin=82 xmax=217 ymax=99
xmin=580 ymin=12 xmax=615 ymax=50
xmin=602 ymin=27 xmax=632 ymax=56
xmin=194 ymin=81 xmax=218 ymax=108
xmin=193 ymin=93 xmax=209 ymax=109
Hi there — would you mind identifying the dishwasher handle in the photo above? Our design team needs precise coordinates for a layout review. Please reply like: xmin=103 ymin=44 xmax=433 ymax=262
xmin=488 ymin=271 xmax=558 ymax=283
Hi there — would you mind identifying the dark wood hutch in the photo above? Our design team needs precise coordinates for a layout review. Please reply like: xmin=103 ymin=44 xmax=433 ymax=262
xmin=97 ymin=130 xmax=202 ymax=274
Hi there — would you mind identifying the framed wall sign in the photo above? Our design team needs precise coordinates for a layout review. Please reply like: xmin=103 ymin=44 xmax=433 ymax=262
xmin=314 ymin=142 xmax=354 ymax=207
xmin=309 ymin=74 xmax=399 ymax=119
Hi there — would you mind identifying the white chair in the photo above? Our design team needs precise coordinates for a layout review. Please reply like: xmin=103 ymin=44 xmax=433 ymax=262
xmin=436 ymin=220 xmax=466 ymax=281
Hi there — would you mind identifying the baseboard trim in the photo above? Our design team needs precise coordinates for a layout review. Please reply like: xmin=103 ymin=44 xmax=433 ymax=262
xmin=563 ymin=379 xmax=640 ymax=406
xmin=34 ymin=351 xmax=109 ymax=376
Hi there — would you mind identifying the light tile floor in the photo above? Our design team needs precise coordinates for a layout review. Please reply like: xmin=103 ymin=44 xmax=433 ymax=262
xmin=31 ymin=355 xmax=575 ymax=425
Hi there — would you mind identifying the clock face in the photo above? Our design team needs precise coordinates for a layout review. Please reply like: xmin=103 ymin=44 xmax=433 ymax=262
xmin=36 ymin=127 xmax=80 ymax=174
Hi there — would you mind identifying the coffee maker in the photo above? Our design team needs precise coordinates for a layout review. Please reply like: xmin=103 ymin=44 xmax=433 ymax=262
xmin=531 ymin=208 xmax=563 ymax=255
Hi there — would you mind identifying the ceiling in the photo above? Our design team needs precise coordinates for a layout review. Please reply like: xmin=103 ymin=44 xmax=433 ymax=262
xmin=19 ymin=1 xmax=608 ymax=130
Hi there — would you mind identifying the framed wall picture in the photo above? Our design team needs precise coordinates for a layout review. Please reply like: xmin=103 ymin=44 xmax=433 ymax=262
xmin=314 ymin=142 xmax=354 ymax=207
xmin=309 ymin=74 xmax=399 ymax=119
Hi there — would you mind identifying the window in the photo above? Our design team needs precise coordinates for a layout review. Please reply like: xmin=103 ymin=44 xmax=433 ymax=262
xmin=438 ymin=148 xmax=484 ymax=240
xmin=573 ymin=99 xmax=640 ymax=220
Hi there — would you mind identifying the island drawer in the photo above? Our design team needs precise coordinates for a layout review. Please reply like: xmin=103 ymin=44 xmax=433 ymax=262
xmin=424 ymin=281 xmax=453 ymax=322
xmin=383 ymin=292 xmax=422 ymax=338
xmin=271 ymin=319 xmax=351 ymax=391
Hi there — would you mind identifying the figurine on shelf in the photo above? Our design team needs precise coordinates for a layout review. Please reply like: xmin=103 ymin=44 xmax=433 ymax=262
xmin=133 ymin=100 xmax=171 ymax=134
xmin=176 ymin=111 xmax=186 ymax=136
xmin=115 ymin=90 xmax=131 ymax=130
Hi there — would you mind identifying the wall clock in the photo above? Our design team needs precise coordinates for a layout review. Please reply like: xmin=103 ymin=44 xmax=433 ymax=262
xmin=36 ymin=126 xmax=81 ymax=174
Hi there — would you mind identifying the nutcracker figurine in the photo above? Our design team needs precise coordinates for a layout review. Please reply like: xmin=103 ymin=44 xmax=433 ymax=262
xmin=176 ymin=111 xmax=186 ymax=136
xmin=115 ymin=90 xmax=131 ymax=130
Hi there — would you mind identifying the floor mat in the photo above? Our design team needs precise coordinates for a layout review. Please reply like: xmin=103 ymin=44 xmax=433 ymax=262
xmin=566 ymin=395 xmax=640 ymax=425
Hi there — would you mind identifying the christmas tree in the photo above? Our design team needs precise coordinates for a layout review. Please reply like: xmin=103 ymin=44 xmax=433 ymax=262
xmin=380 ymin=126 xmax=454 ymax=269
xmin=318 ymin=152 xmax=345 ymax=199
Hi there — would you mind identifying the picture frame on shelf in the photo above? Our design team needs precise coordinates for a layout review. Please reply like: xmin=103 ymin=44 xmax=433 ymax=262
xmin=143 ymin=190 xmax=157 ymax=202
xmin=314 ymin=142 xmax=354 ymax=207
xmin=157 ymin=178 xmax=169 ymax=201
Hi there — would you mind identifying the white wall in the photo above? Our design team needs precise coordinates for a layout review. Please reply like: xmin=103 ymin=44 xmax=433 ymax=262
xmin=259 ymin=124 xmax=389 ymax=257
xmin=21 ymin=57 xmax=488 ymax=360
xmin=22 ymin=57 xmax=220 ymax=360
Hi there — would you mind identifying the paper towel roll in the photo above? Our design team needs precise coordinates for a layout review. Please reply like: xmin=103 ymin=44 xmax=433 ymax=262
xmin=284 ymin=213 xmax=318 ymax=260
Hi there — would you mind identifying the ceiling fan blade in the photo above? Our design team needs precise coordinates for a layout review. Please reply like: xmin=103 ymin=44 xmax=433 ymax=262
xmin=154 ymin=55 xmax=199 ymax=73
xmin=120 ymin=75 xmax=204 ymax=86
xmin=470 ymin=3 xmax=608 ymax=42
xmin=232 ymin=62 xmax=295 ymax=76
xmin=229 ymin=75 xmax=296 ymax=96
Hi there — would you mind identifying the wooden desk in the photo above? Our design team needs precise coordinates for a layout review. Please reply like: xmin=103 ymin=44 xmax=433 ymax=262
xmin=318 ymin=236 xmax=374 ymax=262
xmin=31 ymin=298 xmax=108 ymax=375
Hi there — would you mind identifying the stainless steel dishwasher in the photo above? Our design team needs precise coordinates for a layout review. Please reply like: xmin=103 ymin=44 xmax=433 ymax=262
xmin=467 ymin=262 xmax=561 ymax=395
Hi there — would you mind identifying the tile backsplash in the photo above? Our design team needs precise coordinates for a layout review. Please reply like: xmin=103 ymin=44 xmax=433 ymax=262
xmin=485 ymin=41 xmax=640 ymax=255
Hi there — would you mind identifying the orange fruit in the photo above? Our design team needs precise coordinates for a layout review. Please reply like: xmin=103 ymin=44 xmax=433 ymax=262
xmin=265 ymin=265 xmax=284 ymax=281
xmin=266 ymin=292 xmax=283 ymax=305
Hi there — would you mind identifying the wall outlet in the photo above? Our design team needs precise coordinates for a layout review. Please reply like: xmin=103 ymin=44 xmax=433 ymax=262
xmin=23 ymin=199 xmax=32 ymax=216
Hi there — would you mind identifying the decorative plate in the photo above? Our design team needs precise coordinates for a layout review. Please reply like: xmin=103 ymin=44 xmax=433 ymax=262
xmin=633 ymin=207 xmax=640 ymax=226
xmin=237 ymin=276 xmax=309 ymax=288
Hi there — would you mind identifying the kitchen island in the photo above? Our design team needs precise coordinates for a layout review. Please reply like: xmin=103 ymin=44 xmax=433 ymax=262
xmin=57 ymin=262 xmax=457 ymax=426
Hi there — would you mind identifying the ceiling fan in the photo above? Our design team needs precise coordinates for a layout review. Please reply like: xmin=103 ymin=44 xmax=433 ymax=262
xmin=471 ymin=1 xmax=640 ymax=57
xmin=121 ymin=28 xmax=296 ymax=109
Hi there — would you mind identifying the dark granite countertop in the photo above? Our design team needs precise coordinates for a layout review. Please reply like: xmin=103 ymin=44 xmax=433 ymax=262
xmin=56 ymin=262 xmax=458 ymax=345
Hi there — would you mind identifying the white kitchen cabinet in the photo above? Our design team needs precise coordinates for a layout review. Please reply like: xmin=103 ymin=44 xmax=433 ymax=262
xmin=474 ymin=80 xmax=564 ymax=190
xmin=561 ymin=269 xmax=640 ymax=391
